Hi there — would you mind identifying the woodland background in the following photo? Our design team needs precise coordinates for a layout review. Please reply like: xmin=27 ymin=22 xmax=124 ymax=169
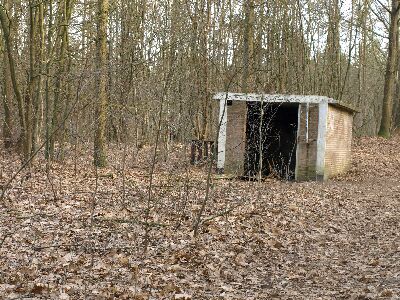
xmin=1 ymin=0 xmax=400 ymax=165
xmin=2 ymin=1 xmax=400 ymax=299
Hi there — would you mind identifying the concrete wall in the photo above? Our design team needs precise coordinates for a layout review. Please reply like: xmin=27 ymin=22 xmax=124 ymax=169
xmin=295 ymin=104 xmax=319 ymax=181
xmin=225 ymin=101 xmax=247 ymax=175
xmin=324 ymin=105 xmax=353 ymax=178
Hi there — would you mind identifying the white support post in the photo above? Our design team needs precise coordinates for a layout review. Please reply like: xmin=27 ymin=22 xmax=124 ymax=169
xmin=305 ymin=102 xmax=310 ymax=143
xmin=295 ymin=104 xmax=302 ymax=181
xmin=316 ymin=102 xmax=328 ymax=181
xmin=217 ymin=98 xmax=228 ymax=171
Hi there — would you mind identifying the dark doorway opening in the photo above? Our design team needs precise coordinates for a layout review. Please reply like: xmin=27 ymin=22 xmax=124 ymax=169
xmin=245 ymin=102 xmax=299 ymax=180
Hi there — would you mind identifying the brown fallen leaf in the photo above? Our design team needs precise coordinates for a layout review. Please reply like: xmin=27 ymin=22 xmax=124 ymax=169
xmin=31 ymin=284 xmax=46 ymax=295
xmin=175 ymin=293 xmax=192 ymax=299
xmin=268 ymin=239 xmax=283 ymax=249
xmin=235 ymin=253 xmax=248 ymax=266
xmin=368 ymin=259 xmax=379 ymax=267
xmin=380 ymin=290 xmax=393 ymax=298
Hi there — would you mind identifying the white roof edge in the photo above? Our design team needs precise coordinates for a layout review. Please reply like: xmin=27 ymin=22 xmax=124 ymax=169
xmin=213 ymin=92 xmax=335 ymax=104
xmin=213 ymin=92 xmax=359 ymax=112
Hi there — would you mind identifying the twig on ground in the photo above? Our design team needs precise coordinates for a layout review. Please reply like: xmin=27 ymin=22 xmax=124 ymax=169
xmin=201 ymin=203 xmax=243 ymax=224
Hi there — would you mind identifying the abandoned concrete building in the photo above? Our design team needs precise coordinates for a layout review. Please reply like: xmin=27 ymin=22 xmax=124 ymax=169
xmin=214 ymin=92 xmax=357 ymax=181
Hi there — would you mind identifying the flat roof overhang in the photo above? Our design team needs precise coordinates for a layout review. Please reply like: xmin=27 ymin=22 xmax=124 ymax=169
xmin=213 ymin=92 xmax=359 ymax=113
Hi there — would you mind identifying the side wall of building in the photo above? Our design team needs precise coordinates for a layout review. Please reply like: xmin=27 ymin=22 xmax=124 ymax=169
xmin=324 ymin=105 xmax=353 ymax=178
xmin=225 ymin=101 xmax=247 ymax=175
xmin=295 ymin=104 xmax=319 ymax=181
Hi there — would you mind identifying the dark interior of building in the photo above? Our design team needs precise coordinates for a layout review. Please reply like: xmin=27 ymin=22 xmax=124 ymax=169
xmin=245 ymin=102 xmax=299 ymax=180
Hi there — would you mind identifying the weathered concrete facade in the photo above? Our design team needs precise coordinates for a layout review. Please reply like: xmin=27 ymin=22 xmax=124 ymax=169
xmin=224 ymin=101 xmax=247 ymax=175
xmin=215 ymin=93 xmax=356 ymax=181
xmin=295 ymin=104 xmax=319 ymax=181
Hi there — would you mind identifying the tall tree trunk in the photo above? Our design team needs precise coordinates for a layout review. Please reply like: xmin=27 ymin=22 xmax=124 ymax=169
xmin=199 ymin=0 xmax=211 ymax=140
xmin=242 ymin=0 xmax=255 ymax=93
xmin=45 ymin=0 xmax=53 ymax=159
xmin=325 ymin=0 xmax=341 ymax=98
xmin=0 ymin=3 xmax=28 ymax=159
xmin=26 ymin=0 xmax=37 ymax=157
xmin=1 ymin=29 xmax=13 ymax=149
xmin=357 ymin=0 xmax=368 ymax=108
xmin=94 ymin=0 xmax=109 ymax=167
xmin=378 ymin=0 xmax=400 ymax=138
xmin=32 ymin=2 xmax=45 ymax=154
xmin=50 ymin=0 xmax=73 ymax=159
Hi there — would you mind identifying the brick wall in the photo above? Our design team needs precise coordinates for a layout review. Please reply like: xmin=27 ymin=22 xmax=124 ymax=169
xmin=296 ymin=104 xmax=319 ymax=181
xmin=223 ymin=101 xmax=353 ymax=180
xmin=324 ymin=105 xmax=353 ymax=178
xmin=225 ymin=101 xmax=247 ymax=175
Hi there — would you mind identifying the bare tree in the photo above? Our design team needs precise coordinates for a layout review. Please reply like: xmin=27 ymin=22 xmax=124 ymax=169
xmin=94 ymin=0 xmax=109 ymax=167
xmin=0 ymin=2 xmax=28 ymax=159
xmin=378 ymin=0 xmax=400 ymax=138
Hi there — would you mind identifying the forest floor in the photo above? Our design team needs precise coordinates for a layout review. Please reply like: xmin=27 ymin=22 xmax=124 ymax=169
xmin=1 ymin=134 xmax=400 ymax=300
